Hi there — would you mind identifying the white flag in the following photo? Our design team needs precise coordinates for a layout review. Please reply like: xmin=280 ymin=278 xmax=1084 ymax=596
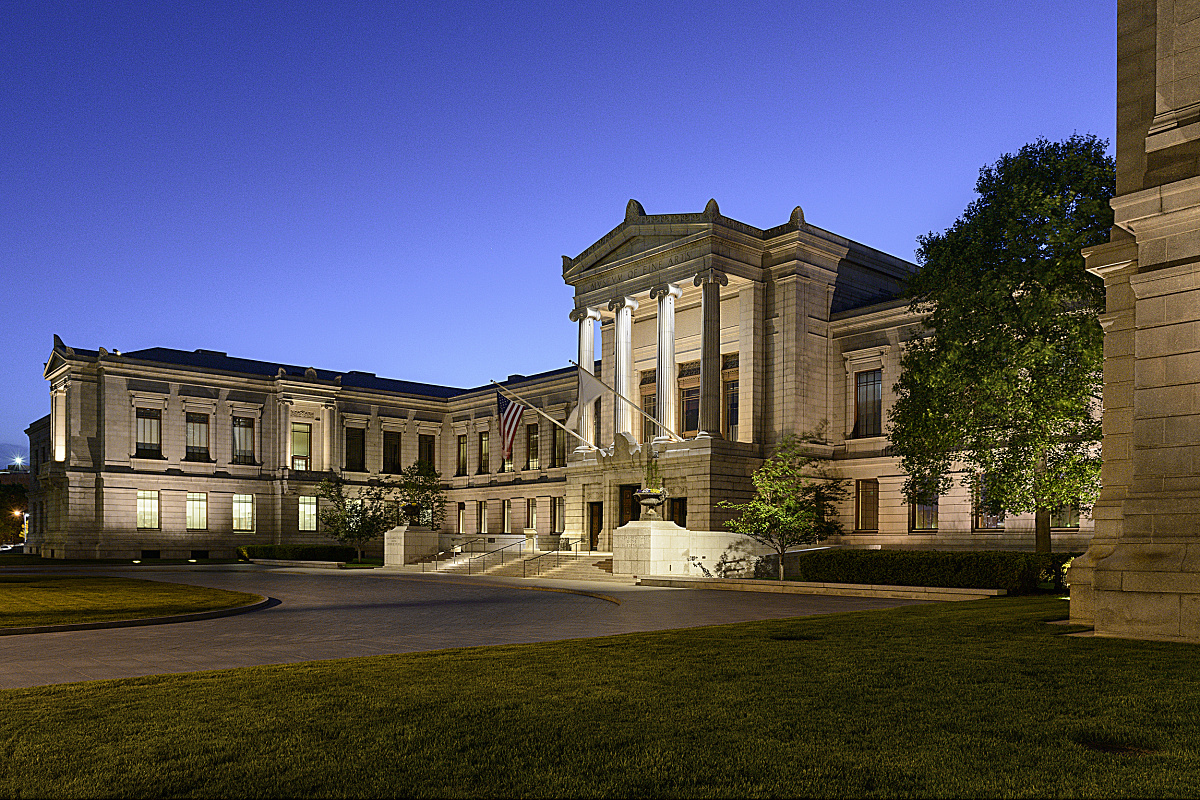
xmin=565 ymin=366 xmax=607 ymax=432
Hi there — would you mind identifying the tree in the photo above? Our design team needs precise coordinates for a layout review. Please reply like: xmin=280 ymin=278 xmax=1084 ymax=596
xmin=394 ymin=461 xmax=447 ymax=530
xmin=889 ymin=135 xmax=1115 ymax=553
xmin=0 ymin=484 xmax=27 ymax=545
xmin=717 ymin=434 xmax=849 ymax=580
xmin=316 ymin=476 xmax=401 ymax=563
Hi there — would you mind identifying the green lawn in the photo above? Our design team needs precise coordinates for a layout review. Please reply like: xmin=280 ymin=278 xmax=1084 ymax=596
xmin=3 ymin=596 xmax=1199 ymax=797
xmin=0 ymin=576 xmax=262 ymax=628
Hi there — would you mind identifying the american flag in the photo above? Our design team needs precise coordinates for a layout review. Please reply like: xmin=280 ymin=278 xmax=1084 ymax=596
xmin=497 ymin=392 xmax=525 ymax=460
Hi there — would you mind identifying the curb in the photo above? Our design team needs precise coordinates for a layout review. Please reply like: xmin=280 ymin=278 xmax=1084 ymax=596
xmin=635 ymin=575 xmax=1006 ymax=601
xmin=0 ymin=595 xmax=274 ymax=636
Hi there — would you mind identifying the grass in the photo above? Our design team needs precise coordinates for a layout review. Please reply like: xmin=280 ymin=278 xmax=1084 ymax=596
xmin=0 ymin=552 xmax=240 ymax=567
xmin=0 ymin=576 xmax=262 ymax=628
xmin=3 ymin=597 xmax=1200 ymax=797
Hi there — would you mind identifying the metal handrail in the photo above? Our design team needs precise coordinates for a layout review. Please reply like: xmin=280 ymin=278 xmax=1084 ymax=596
xmin=421 ymin=537 xmax=485 ymax=572
xmin=465 ymin=538 xmax=527 ymax=575
xmin=523 ymin=537 xmax=579 ymax=578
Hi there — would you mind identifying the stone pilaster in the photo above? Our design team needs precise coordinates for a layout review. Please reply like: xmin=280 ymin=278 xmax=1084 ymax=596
xmin=650 ymin=283 xmax=682 ymax=443
xmin=695 ymin=269 xmax=727 ymax=438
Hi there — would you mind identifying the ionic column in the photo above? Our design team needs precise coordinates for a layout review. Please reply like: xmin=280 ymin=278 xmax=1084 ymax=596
xmin=695 ymin=269 xmax=728 ymax=438
xmin=569 ymin=306 xmax=602 ymax=451
xmin=608 ymin=296 xmax=639 ymax=439
xmin=650 ymin=283 xmax=682 ymax=443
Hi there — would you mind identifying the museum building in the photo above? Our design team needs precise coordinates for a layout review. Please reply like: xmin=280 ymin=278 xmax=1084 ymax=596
xmin=25 ymin=200 xmax=1093 ymax=563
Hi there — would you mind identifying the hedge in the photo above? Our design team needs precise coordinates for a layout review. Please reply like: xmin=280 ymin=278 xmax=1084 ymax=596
xmin=237 ymin=544 xmax=358 ymax=562
xmin=754 ymin=549 xmax=1076 ymax=595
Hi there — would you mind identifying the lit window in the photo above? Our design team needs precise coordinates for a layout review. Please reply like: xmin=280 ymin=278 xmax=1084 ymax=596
xmin=856 ymin=479 xmax=879 ymax=531
xmin=909 ymin=497 xmax=938 ymax=531
xmin=186 ymin=413 xmax=210 ymax=461
xmin=345 ymin=427 xmax=366 ymax=472
xmin=478 ymin=500 xmax=488 ymax=534
xmin=457 ymin=502 xmax=465 ymax=533
xmin=298 ymin=496 xmax=317 ymax=532
xmin=232 ymin=417 xmax=255 ymax=465
xmin=853 ymin=370 xmax=883 ymax=438
xmin=136 ymin=490 xmax=159 ymax=529
xmin=136 ymin=409 xmax=162 ymax=459
xmin=477 ymin=432 xmax=490 ymax=474
xmin=527 ymin=498 xmax=537 ymax=531
xmin=233 ymin=494 xmax=255 ymax=531
xmin=551 ymin=496 xmax=565 ymax=533
xmin=972 ymin=483 xmax=1004 ymax=530
xmin=503 ymin=499 xmax=511 ymax=533
xmin=526 ymin=424 xmax=539 ymax=470
xmin=1051 ymin=505 xmax=1081 ymax=529
xmin=186 ymin=492 xmax=207 ymax=530
xmin=291 ymin=423 xmax=311 ymax=471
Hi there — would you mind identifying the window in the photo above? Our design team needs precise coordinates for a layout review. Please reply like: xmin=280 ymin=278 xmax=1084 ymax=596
xmin=478 ymin=500 xmax=488 ymax=534
xmin=457 ymin=502 xmax=466 ymax=533
xmin=910 ymin=496 xmax=938 ymax=531
xmin=186 ymin=492 xmax=207 ymax=530
xmin=551 ymin=496 xmax=565 ymax=533
xmin=291 ymin=423 xmax=311 ymax=471
xmin=186 ymin=413 xmax=210 ymax=461
xmin=233 ymin=494 xmax=255 ymax=531
xmin=972 ymin=484 xmax=1004 ymax=530
xmin=853 ymin=369 xmax=883 ymax=438
xmin=642 ymin=392 xmax=657 ymax=443
xmin=856 ymin=479 xmax=879 ymax=531
xmin=724 ymin=380 xmax=739 ymax=440
xmin=593 ymin=400 xmax=602 ymax=446
xmin=551 ymin=426 xmax=566 ymax=468
xmin=418 ymin=433 xmax=435 ymax=471
xmin=525 ymin=424 xmax=539 ymax=470
xmin=503 ymin=499 xmax=511 ymax=533
xmin=232 ymin=417 xmax=255 ymax=465
xmin=456 ymin=434 xmax=468 ymax=476
xmin=383 ymin=431 xmax=402 ymax=474
xmin=680 ymin=386 xmax=700 ymax=437
xmin=527 ymin=498 xmax=537 ymax=531
xmin=136 ymin=490 xmax=159 ymax=529
xmin=345 ymin=427 xmax=366 ymax=472
xmin=1051 ymin=505 xmax=1081 ymax=529
xmin=298 ymin=495 xmax=318 ymax=532
xmin=135 ymin=409 xmax=162 ymax=459
xmin=477 ymin=432 xmax=490 ymax=474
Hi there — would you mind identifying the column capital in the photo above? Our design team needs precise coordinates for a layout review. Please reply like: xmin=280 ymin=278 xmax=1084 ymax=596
xmin=569 ymin=306 xmax=602 ymax=323
xmin=650 ymin=283 xmax=683 ymax=301
xmin=608 ymin=296 xmax=640 ymax=313
xmin=694 ymin=269 xmax=728 ymax=288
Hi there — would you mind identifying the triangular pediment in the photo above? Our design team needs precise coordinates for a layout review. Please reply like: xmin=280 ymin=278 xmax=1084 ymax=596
xmin=563 ymin=223 xmax=712 ymax=285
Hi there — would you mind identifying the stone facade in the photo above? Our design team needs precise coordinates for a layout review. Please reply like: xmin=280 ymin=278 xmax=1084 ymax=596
xmin=1068 ymin=0 xmax=1200 ymax=639
xmin=26 ymin=200 xmax=1096 ymax=564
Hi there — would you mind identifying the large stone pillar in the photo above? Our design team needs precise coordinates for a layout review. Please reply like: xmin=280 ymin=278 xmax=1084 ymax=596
xmin=570 ymin=306 xmax=601 ymax=452
xmin=694 ymin=269 xmax=727 ymax=438
xmin=650 ymin=283 xmax=682 ymax=443
xmin=608 ymin=296 xmax=639 ymax=440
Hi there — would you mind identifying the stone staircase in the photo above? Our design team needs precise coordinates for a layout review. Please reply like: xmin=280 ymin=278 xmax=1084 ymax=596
xmin=417 ymin=549 xmax=633 ymax=583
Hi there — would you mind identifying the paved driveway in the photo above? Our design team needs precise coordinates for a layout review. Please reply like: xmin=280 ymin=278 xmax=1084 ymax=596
xmin=0 ymin=565 xmax=926 ymax=689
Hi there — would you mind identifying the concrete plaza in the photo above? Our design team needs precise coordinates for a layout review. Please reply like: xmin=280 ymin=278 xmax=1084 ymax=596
xmin=0 ymin=564 xmax=926 ymax=689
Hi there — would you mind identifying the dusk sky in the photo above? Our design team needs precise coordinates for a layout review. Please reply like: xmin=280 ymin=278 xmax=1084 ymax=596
xmin=2 ymin=0 xmax=1116 ymax=458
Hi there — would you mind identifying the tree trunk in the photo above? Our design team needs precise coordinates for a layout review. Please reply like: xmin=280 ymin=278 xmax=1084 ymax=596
xmin=777 ymin=549 xmax=785 ymax=581
xmin=1035 ymin=508 xmax=1051 ymax=554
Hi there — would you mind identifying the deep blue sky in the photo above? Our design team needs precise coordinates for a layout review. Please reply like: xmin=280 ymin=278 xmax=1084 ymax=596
xmin=1 ymin=0 xmax=1116 ymax=458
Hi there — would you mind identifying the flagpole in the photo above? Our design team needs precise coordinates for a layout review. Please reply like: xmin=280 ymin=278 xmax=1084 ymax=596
xmin=490 ymin=381 xmax=597 ymax=450
xmin=568 ymin=361 xmax=684 ymax=443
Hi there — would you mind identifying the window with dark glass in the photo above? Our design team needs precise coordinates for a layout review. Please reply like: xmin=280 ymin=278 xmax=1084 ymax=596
xmin=856 ymin=479 xmax=879 ymax=531
xmin=456 ymin=434 xmax=468 ymax=476
xmin=972 ymin=483 xmax=1004 ymax=530
xmin=551 ymin=426 xmax=566 ymax=468
xmin=185 ymin=413 xmax=210 ymax=461
xmin=383 ymin=431 xmax=402 ymax=474
xmin=853 ymin=369 xmax=883 ymax=438
xmin=593 ymin=401 xmax=602 ymax=447
xmin=525 ymin=424 xmax=539 ymax=470
xmin=345 ymin=427 xmax=366 ymax=472
xmin=477 ymin=431 xmax=490 ymax=474
xmin=135 ymin=408 xmax=162 ymax=458
xmin=232 ymin=416 xmax=255 ymax=464
xmin=551 ymin=496 xmax=564 ymax=533
xmin=1051 ymin=505 xmax=1081 ymax=529
xmin=642 ymin=393 xmax=657 ymax=443
xmin=418 ymin=433 xmax=435 ymax=471
xmin=680 ymin=386 xmax=700 ymax=437
xmin=910 ymin=496 xmax=938 ymax=531
xmin=291 ymin=422 xmax=311 ymax=471
xmin=724 ymin=380 xmax=739 ymax=440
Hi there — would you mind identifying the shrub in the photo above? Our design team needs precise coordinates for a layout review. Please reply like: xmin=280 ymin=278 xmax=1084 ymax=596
xmin=237 ymin=544 xmax=357 ymax=562
xmin=754 ymin=549 xmax=1077 ymax=595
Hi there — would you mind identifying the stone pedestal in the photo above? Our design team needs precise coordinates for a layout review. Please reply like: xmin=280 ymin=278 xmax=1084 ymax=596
xmin=384 ymin=524 xmax=440 ymax=567
xmin=612 ymin=519 xmax=767 ymax=578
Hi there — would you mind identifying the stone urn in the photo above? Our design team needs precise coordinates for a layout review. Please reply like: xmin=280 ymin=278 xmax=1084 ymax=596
xmin=634 ymin=488 xmax=667 ymax=519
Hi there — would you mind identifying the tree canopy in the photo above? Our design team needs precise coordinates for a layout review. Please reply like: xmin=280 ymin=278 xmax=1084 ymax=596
xmin=717 ymin=433 xmax=849 ymax=580
xmin=888 ymin=135 xmax=1115 ymax=552
xmin=316 ymin=464 xmax=447 ymax=562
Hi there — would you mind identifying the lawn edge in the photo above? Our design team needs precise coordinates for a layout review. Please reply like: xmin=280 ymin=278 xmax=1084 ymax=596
xmin=0 ymin=594 xmax=272 ymax=636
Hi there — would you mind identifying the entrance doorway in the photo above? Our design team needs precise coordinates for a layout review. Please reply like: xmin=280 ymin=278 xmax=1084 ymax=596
xmin=619 ymin=484 xmax=641 ymax=527
xmin=588 ymin=502 xmax=603 ymax=551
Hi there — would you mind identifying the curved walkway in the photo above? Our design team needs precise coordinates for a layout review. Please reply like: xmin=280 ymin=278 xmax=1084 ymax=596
xmin=0 ymin=564 xmax=927 ymax=689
